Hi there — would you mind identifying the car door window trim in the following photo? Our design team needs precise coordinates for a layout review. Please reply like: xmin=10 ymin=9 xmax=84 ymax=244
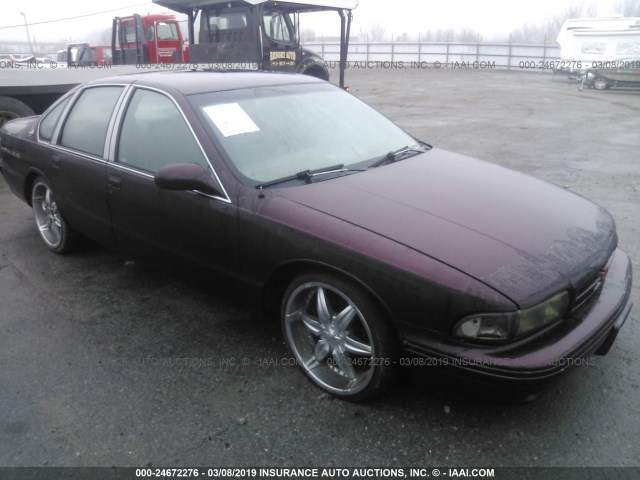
xmin=110 ymin=84 xmax=231 ymax=204
xmin=48 ymin=144 xmax=109 ymax=165
xmin=37 ymin=91 xmax=75 ymax=144
xmin=107 ymin=161 xmax=223 ymax=200
xmin=55 ymin=83 xmax=129 ymax=158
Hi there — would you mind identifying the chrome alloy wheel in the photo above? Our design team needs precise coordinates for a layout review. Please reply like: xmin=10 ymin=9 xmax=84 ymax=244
xmin=32 ymin=181 xmax=63 ymax=248
xmin=284 ymin=281 xmax=376 ymax=396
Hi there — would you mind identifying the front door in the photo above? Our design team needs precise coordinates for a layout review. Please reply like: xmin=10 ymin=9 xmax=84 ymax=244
xmin=261 ymin=8 xmax=300 ymax=72
xmin=149 ymin=20 xmax=183 ymax=63
xmin=106 ymin=87 xmax=237 ymax=273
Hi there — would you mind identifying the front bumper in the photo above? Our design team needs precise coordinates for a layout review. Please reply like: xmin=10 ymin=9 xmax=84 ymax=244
xmin=403 ymin=248 xmax=633 ymax=391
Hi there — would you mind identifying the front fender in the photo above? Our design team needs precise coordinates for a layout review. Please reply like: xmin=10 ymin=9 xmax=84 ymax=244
xmin=298 ymin=49 xmax=329 ymax=80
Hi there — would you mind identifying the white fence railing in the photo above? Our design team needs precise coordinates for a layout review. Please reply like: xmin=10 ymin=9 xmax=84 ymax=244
xmin=303 ymin=40 xmax=561 ymax=70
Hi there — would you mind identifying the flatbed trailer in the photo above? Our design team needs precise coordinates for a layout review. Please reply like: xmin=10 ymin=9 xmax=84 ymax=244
xmin=0 ymin=0 xmax=357 ymax=125
xmin=0 ymin=65 xmax=143 ymax=125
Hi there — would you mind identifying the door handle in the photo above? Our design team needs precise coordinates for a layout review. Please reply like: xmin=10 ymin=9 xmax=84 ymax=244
xmin=108 ymin=176 xmax=122 ymax=191
xmin=51 ymin=155 xmax=61 ymax=169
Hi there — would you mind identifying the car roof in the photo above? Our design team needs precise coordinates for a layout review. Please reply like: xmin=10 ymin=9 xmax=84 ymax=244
xmin=85 ymin=70 xmax=325 ymax=95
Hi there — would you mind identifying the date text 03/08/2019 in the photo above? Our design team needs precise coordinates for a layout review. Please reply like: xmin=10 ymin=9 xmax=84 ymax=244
xmin=135 ymin=467 xmax=496 ymax=478
xmin=519 ymin=60 xmax=640 ymax=70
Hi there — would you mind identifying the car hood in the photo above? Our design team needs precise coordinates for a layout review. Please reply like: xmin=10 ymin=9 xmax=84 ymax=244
xmin=277 ymin=148 xmax=617 ymax=307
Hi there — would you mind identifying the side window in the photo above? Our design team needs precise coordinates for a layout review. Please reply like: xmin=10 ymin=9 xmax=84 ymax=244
xmin=60 ymin=86 xmax=123 ymax=157
xmin=205 ymin=11 xmax=247 ymax=42
xmin=263 ymin=12 xmax=291 ymax=43
xmin=124 ymin=24 xmax=138 ymax=43
xmin=210 ymin=12 xmax=247 ymax=30
xmin=101 ymin=47 xmax=113 ymax=62
xmin=117 ymin=89 xmax=208 ymax=174
xmin=39 ymin=96 xmax=70 ymax=143
xmin=156 ymin=22 xmax=178 ymax=40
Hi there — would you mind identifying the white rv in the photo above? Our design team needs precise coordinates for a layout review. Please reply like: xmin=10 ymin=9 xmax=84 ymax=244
xmin=557 ymin=16 xmax=640 ymax=64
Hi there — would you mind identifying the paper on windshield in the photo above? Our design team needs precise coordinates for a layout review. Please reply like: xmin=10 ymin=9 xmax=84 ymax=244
xmin=203 ymin=103 xmax=260 ymax=138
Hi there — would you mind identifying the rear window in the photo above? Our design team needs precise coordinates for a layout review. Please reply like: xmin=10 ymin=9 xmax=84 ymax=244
xmin=39 ymin=96 xmax=70 ymax=143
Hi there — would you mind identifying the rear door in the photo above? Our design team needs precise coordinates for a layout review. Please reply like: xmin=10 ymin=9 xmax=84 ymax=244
xmin=47 ymin=85 xmax=127 ymax=248
xmin=105 ymin=86 xmax=238 ymax=273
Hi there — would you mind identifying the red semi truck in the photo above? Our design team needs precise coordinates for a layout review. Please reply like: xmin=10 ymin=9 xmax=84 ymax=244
xmin=111 ymin=13 xmax=189 ymax=65
xmin=0 ymin=13 xmax=189 ymax=124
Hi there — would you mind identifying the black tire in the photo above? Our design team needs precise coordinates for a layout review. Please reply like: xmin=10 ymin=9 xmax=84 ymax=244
xmin=31 ymin=177 xmax=79 ymax=254
xmin=593 ymin=77 xmax=610 ymax=90
xmin=0 ymin=97 xmax=36 ymax=127
xmin=282 ymin=271 xmax=397 ymax=402
xmin=303 ymin=67 xmax=329 ymax=81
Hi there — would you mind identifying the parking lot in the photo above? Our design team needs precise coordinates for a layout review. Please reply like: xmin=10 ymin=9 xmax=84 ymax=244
xmin=1 ymin=68 xmax=639 ymax=468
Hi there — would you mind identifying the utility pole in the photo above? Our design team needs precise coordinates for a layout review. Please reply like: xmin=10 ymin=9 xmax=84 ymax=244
xmin=20 ymin=11 xmax=35 ymax=56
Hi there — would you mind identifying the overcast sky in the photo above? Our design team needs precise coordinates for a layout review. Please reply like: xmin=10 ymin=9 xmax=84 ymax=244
xmin=0 ymin=0 xmax=623 ymax=46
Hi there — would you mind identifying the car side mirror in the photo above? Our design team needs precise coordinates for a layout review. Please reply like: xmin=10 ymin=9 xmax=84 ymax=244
xmin=154 ymin=163 xmax=223 ymax=197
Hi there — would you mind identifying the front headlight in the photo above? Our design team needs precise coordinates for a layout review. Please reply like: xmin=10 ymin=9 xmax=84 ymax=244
xmin=454 ymin=291 xmax=569 ymax=342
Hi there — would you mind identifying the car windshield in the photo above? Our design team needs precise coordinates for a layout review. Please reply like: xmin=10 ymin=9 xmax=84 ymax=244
xmin=189 ymin=82 xmax=418 ymax=185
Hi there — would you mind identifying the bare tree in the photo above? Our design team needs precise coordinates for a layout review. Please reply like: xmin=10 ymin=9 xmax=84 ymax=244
xmin=432 ymin=28 xmax=455 ymax=42
xmin=509 ymin=1 xmax=600 ymax=44
xmin=458 ymin=27 xmax=479 ymax=42
xmin=370 ymin=24 xmax=386 ymax=41
xmin=616 ymin=0 xmax=640 ymax=15
xmin=510 ymin=22 xmax=537 ymax=43
xmin=420 ymin=30 xmax=434 ymax=42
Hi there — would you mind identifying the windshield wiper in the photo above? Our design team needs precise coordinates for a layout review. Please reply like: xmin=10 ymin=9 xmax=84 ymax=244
xmin=368 ymin=145 xmax=426 ymax=169
xmin=256 ymin=164 xmax=365 ymax=190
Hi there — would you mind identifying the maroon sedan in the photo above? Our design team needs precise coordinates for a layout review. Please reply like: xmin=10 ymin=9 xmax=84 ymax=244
xmin=0 ymin=71 xmax=632 ymax=401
